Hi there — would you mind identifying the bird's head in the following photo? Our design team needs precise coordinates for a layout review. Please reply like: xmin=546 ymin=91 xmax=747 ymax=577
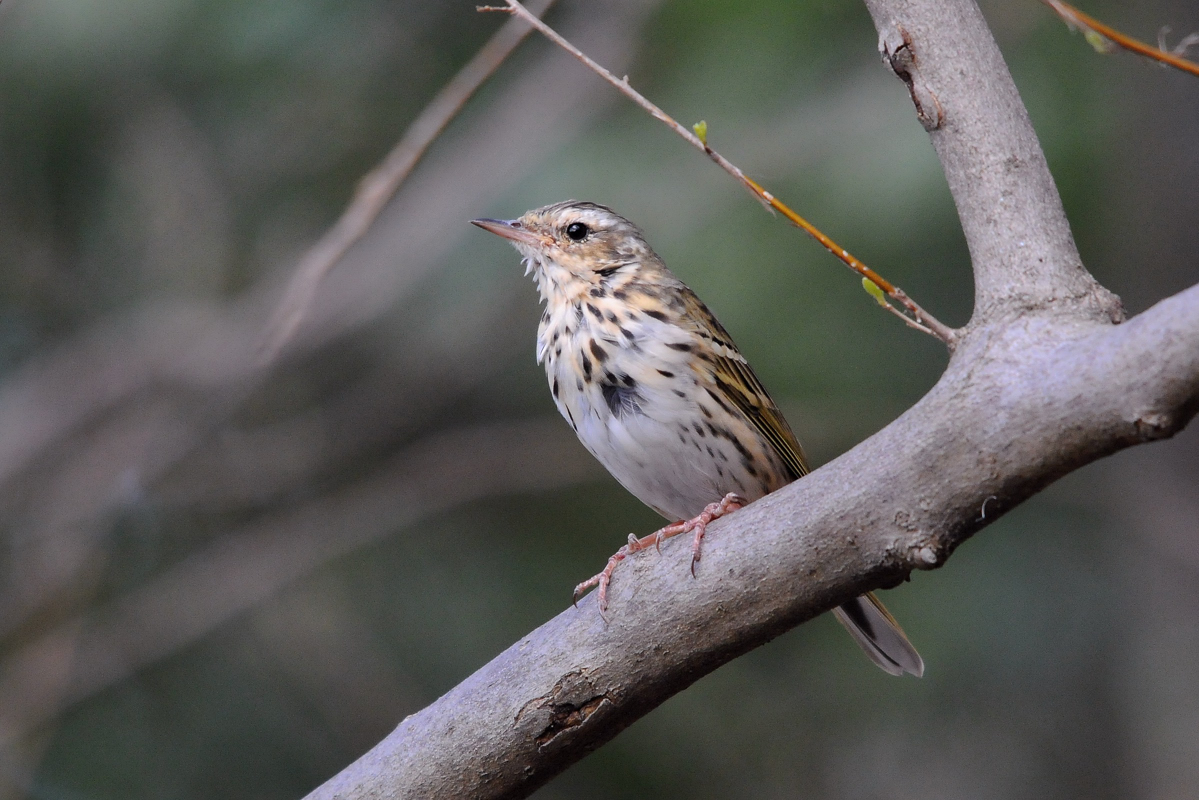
xmin=472 ymin=201 xmax=660 ymax=289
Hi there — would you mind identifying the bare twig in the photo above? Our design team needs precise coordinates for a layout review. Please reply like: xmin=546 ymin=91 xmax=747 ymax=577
xmin=1158 ymin=27 xmax=1199 ymax=59
xmin=481 ymin=0 xmax=957 ymax=347
xmin=1042 ymin=0 xmax=1199 ymax=78
xmin=259 ymin=0 xmax=556 ymax=361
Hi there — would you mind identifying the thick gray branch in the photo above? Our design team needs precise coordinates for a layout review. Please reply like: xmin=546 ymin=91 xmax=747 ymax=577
xmin=304 ymin=1 xmax=1198 ymax=798
xmin=863 ymin=0 xmax=1122 ymax=325
xmin=308 ymin=289 xmax=1199 ymax=800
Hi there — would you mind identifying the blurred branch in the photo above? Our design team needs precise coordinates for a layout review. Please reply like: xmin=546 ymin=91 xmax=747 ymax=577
xmin=0 ymin=0 xmax=649 ymax=643
xmin=0 ymin=394 xmax=224 ymax=640
xmin=0 ymin=0 xmax=640 ymax=497
xmin=159 ymin=297 xmax=526 ymax=512
xmin=480 ymin=0 xmax=957 ymax=347
xmin=259 ymin=0 xmax=556 ymax=361
xmin=1041 ymin=0 xmax=1199 ymax=78
xmin=0 ymin=11 xmax=663 ymax=793
xmin=0 ymin=292 xmax=527 ymax=644
xmin=0 ymin=418 xmax=599 ymax=745
xmin=303 ymin=1 xmax=1199 ymax=797
xmin=0 ymin=0 xmax=660 ymax=776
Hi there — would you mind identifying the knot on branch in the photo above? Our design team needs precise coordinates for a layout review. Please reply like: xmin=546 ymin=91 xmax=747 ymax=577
xmin=878 ymin=24 xmax=944 ymax=132
xmin=534 ymin=695 xmax=610 ymax=749
xmin=1133 ymin=411 xmax=1182 ymax=442
xmin=889 ymin=510 xmax=949 ymax=570
xmin=515 ymin=669 xmax=614 ymax=753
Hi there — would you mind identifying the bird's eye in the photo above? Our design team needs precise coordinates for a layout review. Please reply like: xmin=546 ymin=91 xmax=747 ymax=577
xmin=565 ymin=222 xmax=589 ymax=241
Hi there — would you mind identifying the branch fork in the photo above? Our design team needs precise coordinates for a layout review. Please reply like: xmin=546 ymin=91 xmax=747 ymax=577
xmin=301 ymin=2 xmax=1199 ymax=798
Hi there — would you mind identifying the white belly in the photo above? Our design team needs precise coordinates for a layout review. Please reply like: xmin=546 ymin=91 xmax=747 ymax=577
xmin=541 ymin=310 xmax=773 ymax=521
xmin=572 ymin=395 xmax=735 ymax=520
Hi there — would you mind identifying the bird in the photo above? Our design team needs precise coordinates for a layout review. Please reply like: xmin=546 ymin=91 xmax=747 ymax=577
xmin=471 ymin=200 xmax=923 ymax=677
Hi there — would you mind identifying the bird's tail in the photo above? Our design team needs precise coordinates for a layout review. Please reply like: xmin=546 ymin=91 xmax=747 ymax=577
xmin=832 ymin=592 xmax=924 ymax=677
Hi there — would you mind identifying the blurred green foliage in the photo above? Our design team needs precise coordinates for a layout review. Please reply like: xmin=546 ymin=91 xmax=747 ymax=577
xmin=1 ymin=0 xmax=1197 ymax=798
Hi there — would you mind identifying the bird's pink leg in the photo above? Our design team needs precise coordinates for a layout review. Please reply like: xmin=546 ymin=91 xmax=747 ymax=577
xmin=572 ymin=529 xmax=681 ymax=617
xmin=573 ymin=493 xmax=747 ymax=616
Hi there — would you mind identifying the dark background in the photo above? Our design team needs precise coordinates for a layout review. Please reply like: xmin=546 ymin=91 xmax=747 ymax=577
xmin=0 ymin=0 xmax=1196 ymax=797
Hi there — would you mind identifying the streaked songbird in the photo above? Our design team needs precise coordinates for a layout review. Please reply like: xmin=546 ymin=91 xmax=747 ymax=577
xmin=472 ymin=200 xmax=923 ymax=677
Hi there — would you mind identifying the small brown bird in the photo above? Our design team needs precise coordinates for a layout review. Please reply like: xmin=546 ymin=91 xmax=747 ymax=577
xmin=473 ymin=200 xmax=923 ymax=676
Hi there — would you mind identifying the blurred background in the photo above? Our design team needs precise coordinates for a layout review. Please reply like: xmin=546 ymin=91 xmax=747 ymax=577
xmin=0 ymin=0 xmax=1196 ymax=797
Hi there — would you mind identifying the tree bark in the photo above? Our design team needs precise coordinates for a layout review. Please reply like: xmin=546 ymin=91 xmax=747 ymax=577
xmin=303 ymin=1 xmax=1199 ymax=797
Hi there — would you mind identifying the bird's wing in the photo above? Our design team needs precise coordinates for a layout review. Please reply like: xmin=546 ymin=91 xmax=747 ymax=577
xmin=681 ymin=289 xmax=810 ymax=481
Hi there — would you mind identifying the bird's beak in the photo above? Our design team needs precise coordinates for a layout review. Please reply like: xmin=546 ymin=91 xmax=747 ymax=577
xmin=470 ymin=217 xmax=545 ymax=247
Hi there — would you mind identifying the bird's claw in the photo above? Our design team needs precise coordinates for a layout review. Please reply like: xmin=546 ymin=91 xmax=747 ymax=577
xmin=573 ymin=493 xmax=748 ymax=616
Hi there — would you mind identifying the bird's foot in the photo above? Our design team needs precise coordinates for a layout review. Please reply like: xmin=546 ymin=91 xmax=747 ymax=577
xmin=572 ymin=493 xmax=747 ymax=617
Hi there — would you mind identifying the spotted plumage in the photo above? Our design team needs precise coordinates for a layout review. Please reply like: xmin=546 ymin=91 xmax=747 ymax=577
xmin=472 ymin=200 xmax=922 ymax=677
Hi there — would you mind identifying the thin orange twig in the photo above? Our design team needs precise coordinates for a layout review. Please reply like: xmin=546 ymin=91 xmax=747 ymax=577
xmin=480 ymin=0 xmax=956 ymax=347
xmin=1041 ymin=0 xmax=1199 ymax=78
xmin=259 ymin=0 xmax=557 ymax=363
